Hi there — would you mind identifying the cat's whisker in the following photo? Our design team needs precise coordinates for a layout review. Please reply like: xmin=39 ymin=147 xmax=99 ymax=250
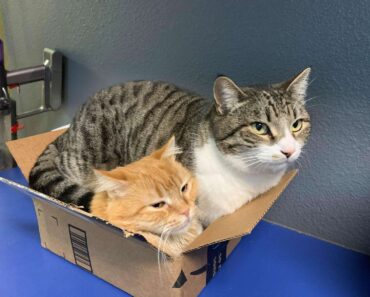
xmin=239 ymin=155 xmax=259 ymax=160
xmin=158 ymin=230 xmax=171 ymax=283
xmin=238 ymin=156 xmax=256 ymax=161
xmin=299 ymin=96 xmax=318 ymax=110
xmin=304 ymin=96 xmax=318 ymax=104
xmin=307 ymin=77 xmax=317 ymax=87
xmin=305 ymin=103 xmax=341 ymax=113
xmin=157 ymin=226 xmax=175 ymax=281
xmin=238 ymin=154 xmax=260 ymax=160
xmin=158 ymin=226 xmax=173 ymax=280
xmin=248 ymin=161 xmax=263 ymax=168
xmin=241 ymin=157 xmax=262 ymax=164
xmin=162 ymin=230 xmax=173 ymax=278
xmin=242 ymin=160 xmax=262 ymax=168
xmin=255 ymin=162 xmax=265 ymax=173
xmin=157 ymin=229 xmax=167 ymax=281
xmin=240 ymin=158 xmax=260 ymax=164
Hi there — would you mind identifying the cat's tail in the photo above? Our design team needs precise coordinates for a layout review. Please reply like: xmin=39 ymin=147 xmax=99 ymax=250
xmin=29 ymin=143 xmax=94 ymax=211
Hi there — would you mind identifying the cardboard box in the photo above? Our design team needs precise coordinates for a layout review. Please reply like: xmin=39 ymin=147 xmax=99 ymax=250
xmin=0 ymin=130 xmax=296 ymax=297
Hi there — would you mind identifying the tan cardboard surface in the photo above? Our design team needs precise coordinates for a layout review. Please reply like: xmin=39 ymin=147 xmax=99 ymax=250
xmin=6 ymin=129 xmax=66 ymax=180
xmin=184 ymin=170 xmax=297 ymax=252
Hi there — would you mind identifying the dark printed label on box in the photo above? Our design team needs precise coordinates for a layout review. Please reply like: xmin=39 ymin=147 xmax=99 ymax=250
xmin=172 ymin=241 xmax=229 ymax=288
xmin=206 ymin=241 xmax=229 ymax=283
xmin=173 ymin=270 xmax=187 ymax=288
xmin=68 ymin=224 xmax=93 ymax=272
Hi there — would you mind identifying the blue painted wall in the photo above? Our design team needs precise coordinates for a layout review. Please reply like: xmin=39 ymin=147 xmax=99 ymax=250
xmin=1 ymin=0 xmax=369 ymax=254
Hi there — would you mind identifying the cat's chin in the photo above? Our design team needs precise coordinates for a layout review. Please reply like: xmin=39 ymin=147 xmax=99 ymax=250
xmin=242 ymin=161 xmax=288 ymax=174
xmin=264 ymin=162 xmax=289 ymax=173
xmin=170 ymin=220 xmax=192 ymax=235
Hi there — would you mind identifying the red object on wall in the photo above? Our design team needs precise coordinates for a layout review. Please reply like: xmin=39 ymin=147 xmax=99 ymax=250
xmin=10 ymin=122 xmax=24 ymax=134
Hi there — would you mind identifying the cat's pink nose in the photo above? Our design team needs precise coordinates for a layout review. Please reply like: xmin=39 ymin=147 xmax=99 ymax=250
xmin=281 ymin=147 xmax=295 ymax=158
xmin=279 ymin=134 xmax=296 ymax=159
xmin=182 ymin=209 xmax=190 ymax=218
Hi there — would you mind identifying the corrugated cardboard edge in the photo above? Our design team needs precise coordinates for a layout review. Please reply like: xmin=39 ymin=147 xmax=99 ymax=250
xmin=184 ymin=170 xmax=297 ymax=253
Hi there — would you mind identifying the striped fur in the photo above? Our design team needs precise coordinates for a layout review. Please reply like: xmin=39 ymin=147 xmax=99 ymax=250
xmin=29 ymin=70 xmax=311 ymax=220
xmin=29 ymin=81 xmax=210 ymax=210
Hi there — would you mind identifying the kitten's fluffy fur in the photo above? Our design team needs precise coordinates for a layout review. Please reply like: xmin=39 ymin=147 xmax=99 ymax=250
xmin=90 ymin=137 xmax=202 ymax=257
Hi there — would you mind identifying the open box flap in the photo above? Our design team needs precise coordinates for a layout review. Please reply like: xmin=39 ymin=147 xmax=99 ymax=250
xmin=184 ymin=170 xmax=297 ymax=252
xmin=6 ymin=129 xmax=67 ymax=180
xmin=6 ymin=130 xmax=297 ymax=254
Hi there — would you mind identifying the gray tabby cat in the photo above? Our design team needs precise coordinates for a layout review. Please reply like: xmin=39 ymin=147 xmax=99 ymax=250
xmin=29 ymin=68 xmax=311 ymax=225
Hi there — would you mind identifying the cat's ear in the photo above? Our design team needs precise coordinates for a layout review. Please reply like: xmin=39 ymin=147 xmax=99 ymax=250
xmin=152 ymin=136 xmax=182 ymax=161
xmin=277 ymin=68 xmax=311 ymax=101
xmin=213 ymin=76 xmax=246 ymax=115
xmin=93 ymin=169 xmax=128 ymax=198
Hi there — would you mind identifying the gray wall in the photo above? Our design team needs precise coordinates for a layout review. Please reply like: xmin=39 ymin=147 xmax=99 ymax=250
xmin=1 ymin=0 xmax=369 ymax=254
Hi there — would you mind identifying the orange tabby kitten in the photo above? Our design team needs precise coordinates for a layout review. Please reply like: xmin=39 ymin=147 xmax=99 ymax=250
xmin=90 ymin=137 xmax=202 ymax=257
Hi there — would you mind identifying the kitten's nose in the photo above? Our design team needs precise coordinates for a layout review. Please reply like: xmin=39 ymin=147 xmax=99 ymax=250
xmin=281 ymin=148 xmax=295 ymax=158
xmin=182 ymin=209 xmax=190 ymax=218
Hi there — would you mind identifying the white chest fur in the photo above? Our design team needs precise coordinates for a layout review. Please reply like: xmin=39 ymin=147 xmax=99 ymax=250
xmin=194 ymin=138 xmax=285 ymax=225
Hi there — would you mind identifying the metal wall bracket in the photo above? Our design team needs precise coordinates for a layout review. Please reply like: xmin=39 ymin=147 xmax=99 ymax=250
xmin=6 ymin=48 xmax=63 ymax=119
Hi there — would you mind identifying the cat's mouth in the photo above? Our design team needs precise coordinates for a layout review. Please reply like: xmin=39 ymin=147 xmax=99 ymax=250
xmin=170 ymin=218 xmax=192 ymax=234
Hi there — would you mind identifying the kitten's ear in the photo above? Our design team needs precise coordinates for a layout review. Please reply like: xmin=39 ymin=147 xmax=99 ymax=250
xmin=93 ymin=169 xmax=128 ymax=198
xmin=152 ymin=136 xmax=182 ymax=161
xmin=213 ymin=76 xmax=246 ymax=115
xmin=277 ymin=68 xmax=311 ymax=101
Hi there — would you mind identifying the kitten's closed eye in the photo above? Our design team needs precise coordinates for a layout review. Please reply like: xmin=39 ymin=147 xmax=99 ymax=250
xmin=181 ymin=183 xmax=188 ymax=193
xmin=151 ymin=201 xmax=166 ymax=208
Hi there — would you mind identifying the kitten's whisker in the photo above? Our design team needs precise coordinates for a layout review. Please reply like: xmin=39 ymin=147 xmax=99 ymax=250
xmin=157 ymin=227 xmax=173 ymax=281
xmin=163 ymin=231 xmax=172 ymax=277
xmin=157 ymin=228 xmax=168 ymax=282
xmin=158 ymin=226 xmax=173 ymax=282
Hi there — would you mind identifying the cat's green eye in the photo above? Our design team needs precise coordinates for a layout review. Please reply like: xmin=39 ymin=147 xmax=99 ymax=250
xmin=151 ymin=201 xmax=166 ymax=208
xmin=251 ymin=122 xmax=269 ymax=135
xmin=291 ymin=119 xmax=303 ymax=132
